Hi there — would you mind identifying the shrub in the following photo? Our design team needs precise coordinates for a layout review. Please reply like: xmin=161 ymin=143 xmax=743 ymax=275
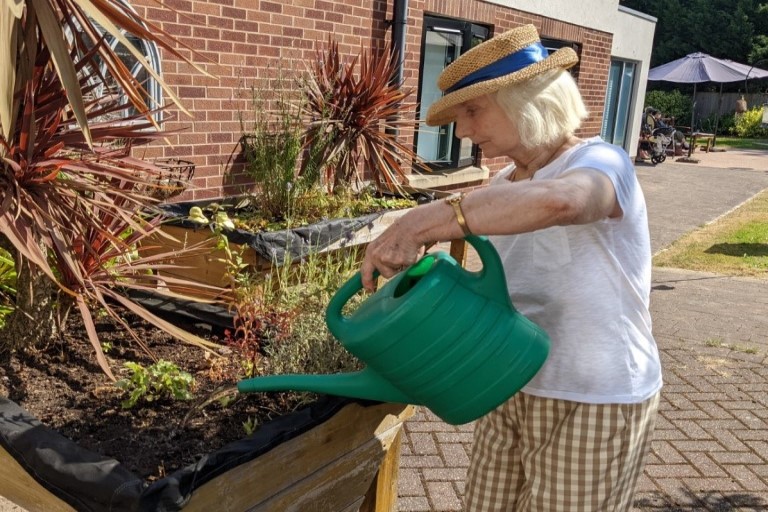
xmin=239 ymin=74 xmax=319 ymax=220
xmin=2 ymin=4 xmax=222 ymax=375
xmin=644 ymin=89 xmax=693 ymax=128
xmin=257 ymin=247 xmax=365 ymax=402
xmin=733 ymin=106 xmax=768 ymax=138
xmin=300 ymin=38 xmax=428 ymax=194
xmin=217 ymin=234 xmax=365 ymax=400
xmin=700 ymin=112 xmax=735 ymax=135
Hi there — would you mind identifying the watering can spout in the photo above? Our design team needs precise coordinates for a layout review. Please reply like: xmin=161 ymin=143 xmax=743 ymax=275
xmin=237 ymin=368 xmax=414 ymax=405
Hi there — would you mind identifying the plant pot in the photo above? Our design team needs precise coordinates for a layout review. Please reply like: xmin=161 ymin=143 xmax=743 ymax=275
xmin=0 ymin=396 xmax=413 ymax=512
xmin=147 ymin=159 xmax=196 ymax=201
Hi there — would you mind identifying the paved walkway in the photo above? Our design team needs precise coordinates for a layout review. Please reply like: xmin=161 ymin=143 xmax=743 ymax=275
xmin=397 ymin=150 xmax=768 ymax=511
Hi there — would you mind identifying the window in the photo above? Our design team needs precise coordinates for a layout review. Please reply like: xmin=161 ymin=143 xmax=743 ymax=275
xmin=415 ymin=16 xmax=489 ymax=171
xmin=66 ymin=0 xmax=164 ymax=124
xmin=601 ymin=59 xmax=636 ymax=148
xmin=109 ymin=31 xmax=164 ymax=122
xmin=540 ymin=38 xmax=581 ymax=79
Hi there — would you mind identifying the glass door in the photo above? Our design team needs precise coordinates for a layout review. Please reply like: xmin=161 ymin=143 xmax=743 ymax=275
xmin=417 ymin=28 xmax=462 ymax=164
xmin=416 ymin=17 xmax=489 ymax=171
xmin=601 ymin=59 xmax=636 ymax=149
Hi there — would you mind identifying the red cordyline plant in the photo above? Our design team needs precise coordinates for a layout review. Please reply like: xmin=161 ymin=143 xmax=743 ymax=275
xmin=0 ymin=1 xmax=222 ymax=379
xmin=299 ymin=38 xmax=428 ymax=194
xmin=1 ymin=0 xmax=210 ymax=147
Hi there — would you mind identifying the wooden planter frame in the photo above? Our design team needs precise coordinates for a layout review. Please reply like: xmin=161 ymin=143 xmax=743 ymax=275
xmin=139 ymin=208 xmax=411 ymax=292
xmin=0 ymin=401 xmax=413 ymax=512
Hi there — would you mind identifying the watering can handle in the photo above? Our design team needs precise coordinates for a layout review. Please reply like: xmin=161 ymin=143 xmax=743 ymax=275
xmin=327 ymin=236 xmax=512 ymax=325
xmin=464 ymin=235 xmax=516 ymax=311
xmin=326 ymin=269 xmax=378 ymax=328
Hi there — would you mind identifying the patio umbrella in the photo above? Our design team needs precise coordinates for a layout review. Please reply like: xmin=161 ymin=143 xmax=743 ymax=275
xmin=648 ymin=52 xmax=768 ymax=136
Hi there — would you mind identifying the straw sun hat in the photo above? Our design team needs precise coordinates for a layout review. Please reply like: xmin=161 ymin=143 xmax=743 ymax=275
xmin=426 ymin=24 xmax=579 ymax=126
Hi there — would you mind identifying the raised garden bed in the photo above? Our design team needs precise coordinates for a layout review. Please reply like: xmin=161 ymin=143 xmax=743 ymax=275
xmin=0 ymin=396 xmax=413 ymax=511
xmin=139 ymin=200 xmax=413 ymax=291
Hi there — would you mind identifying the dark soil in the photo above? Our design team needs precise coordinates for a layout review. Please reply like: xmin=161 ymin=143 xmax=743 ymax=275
xmin=0 ymin=312 xmax=308 ymax=482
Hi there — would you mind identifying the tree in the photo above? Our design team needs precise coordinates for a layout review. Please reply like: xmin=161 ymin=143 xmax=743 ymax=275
xmin=750 ymin=4 xmax=768 ymax=63
xmin=620 ymin=0 xmax=766 ymax=65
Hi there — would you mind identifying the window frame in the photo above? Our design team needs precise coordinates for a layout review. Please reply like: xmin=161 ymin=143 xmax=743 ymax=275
xmin=415 ymin=16 xmax=490 ymax=172
xmin=601 ymin=59 xmax=637 ymax=149
xmin=64 ymin=0 xmax=164 ymax=126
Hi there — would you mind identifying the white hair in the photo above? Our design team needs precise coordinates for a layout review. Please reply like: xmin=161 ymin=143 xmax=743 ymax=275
xmin=494 ymin=69 xmax=588 ymax=148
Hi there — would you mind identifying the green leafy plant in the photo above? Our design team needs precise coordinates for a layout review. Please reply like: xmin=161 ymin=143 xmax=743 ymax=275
xmin=732 ymin=106 xmax=768 ymax=138
xmin=239 ymin=71 xmax=320 ymax=220
xmin=242 ymin=416 xmax=258 ymax=436
xmin=0 ymin=248 xmax=16 ymax=329
xmin=116 ymin=360 xmax=195 ymax=409
xmin=300 ymin=38 xmax=428 ymax=194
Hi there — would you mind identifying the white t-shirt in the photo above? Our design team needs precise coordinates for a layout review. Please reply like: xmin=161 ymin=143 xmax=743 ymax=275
xmin=490 ymin=137 xmax=662 ymax=404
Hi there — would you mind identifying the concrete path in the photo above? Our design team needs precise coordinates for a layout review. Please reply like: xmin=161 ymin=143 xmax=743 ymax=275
xmin=397 ymin=152 xmax=768 ymax=511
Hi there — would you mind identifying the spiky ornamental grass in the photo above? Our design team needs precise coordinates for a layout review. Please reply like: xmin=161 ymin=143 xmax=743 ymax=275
xmin=300 ymin=38 xmax=428 ymax=195
xmin=1 ymin=5 xmax=222 ymax=378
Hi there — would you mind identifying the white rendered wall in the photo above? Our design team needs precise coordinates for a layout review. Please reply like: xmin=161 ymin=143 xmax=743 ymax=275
xmin=488 ymin=1 xmax=657 ymax=157
xmin=613 ymin=6 xmax=657 ymax=157
xmin=493 ymin=0 xmax=618 ymax=32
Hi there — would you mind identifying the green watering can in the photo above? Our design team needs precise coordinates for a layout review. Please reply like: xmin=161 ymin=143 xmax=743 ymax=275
xmin=238 ymin=235 xmax=550 ymax=425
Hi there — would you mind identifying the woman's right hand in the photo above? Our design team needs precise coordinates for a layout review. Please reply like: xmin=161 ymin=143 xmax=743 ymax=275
xmin=360 ymin=218 xmax=426 ymax=291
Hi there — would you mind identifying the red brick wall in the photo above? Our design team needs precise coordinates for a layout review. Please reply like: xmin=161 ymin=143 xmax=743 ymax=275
xmin=134 ymin=0 xmax=612 ymax=200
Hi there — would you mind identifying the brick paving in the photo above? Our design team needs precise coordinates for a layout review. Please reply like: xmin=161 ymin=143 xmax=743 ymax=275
xmin=397 ymin=152 xmax=768 ymax=511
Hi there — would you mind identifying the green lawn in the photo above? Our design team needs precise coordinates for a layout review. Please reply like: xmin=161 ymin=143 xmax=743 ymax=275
xmin=713 ymin=136 xmax=768 ymax=150
xmin=653 ymin=190 xmax=768 ymax=278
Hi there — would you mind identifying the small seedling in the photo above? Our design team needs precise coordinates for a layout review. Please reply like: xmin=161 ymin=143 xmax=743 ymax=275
xmin=116 ymin=360 xmax=195 ymax=409
xmin=242 ymin=416 xmax=258 ymax=436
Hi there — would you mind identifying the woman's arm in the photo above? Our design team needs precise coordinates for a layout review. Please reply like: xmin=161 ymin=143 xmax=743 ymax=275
xmin=360 ymin=168 xmax=619 ymax=290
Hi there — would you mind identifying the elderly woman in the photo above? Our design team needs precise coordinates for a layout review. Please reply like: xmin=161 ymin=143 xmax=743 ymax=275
xmin=361 ymin=25 xmax=662 ymax=511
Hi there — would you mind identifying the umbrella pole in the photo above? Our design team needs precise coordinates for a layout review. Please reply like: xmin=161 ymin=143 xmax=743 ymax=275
xmin=687 ymin=83 xmax=697 ymax=158
xmin=712 ymin=82 xmax=723 ymax=148
xmin=690 ymin=82 xmax=697 ymax=130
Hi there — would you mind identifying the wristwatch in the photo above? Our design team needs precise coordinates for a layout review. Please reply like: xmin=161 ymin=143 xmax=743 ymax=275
xmin=445 ymin=192 xmax=472 ymax=236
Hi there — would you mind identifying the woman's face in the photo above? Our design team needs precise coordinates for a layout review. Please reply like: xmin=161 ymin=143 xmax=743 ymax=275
xmin=453 ymin=94 xmax=520 ymax=159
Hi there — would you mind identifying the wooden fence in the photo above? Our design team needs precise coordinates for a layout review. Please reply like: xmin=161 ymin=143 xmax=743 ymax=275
xmin=696 ymin=92 xmax=767 ymax=118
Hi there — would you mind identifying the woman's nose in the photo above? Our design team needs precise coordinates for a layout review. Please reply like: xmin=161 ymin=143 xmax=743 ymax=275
xmin=454 ymin=120 xmax=469 ymax=139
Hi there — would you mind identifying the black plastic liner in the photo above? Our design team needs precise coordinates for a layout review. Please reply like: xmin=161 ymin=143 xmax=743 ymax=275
xmin=125 ymin=289 xmax=235 ymax=332
xmin=156 ymin=199 xmax=384 ymax=264
xmin=0 ymin=394 xmax=370 ymax=512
